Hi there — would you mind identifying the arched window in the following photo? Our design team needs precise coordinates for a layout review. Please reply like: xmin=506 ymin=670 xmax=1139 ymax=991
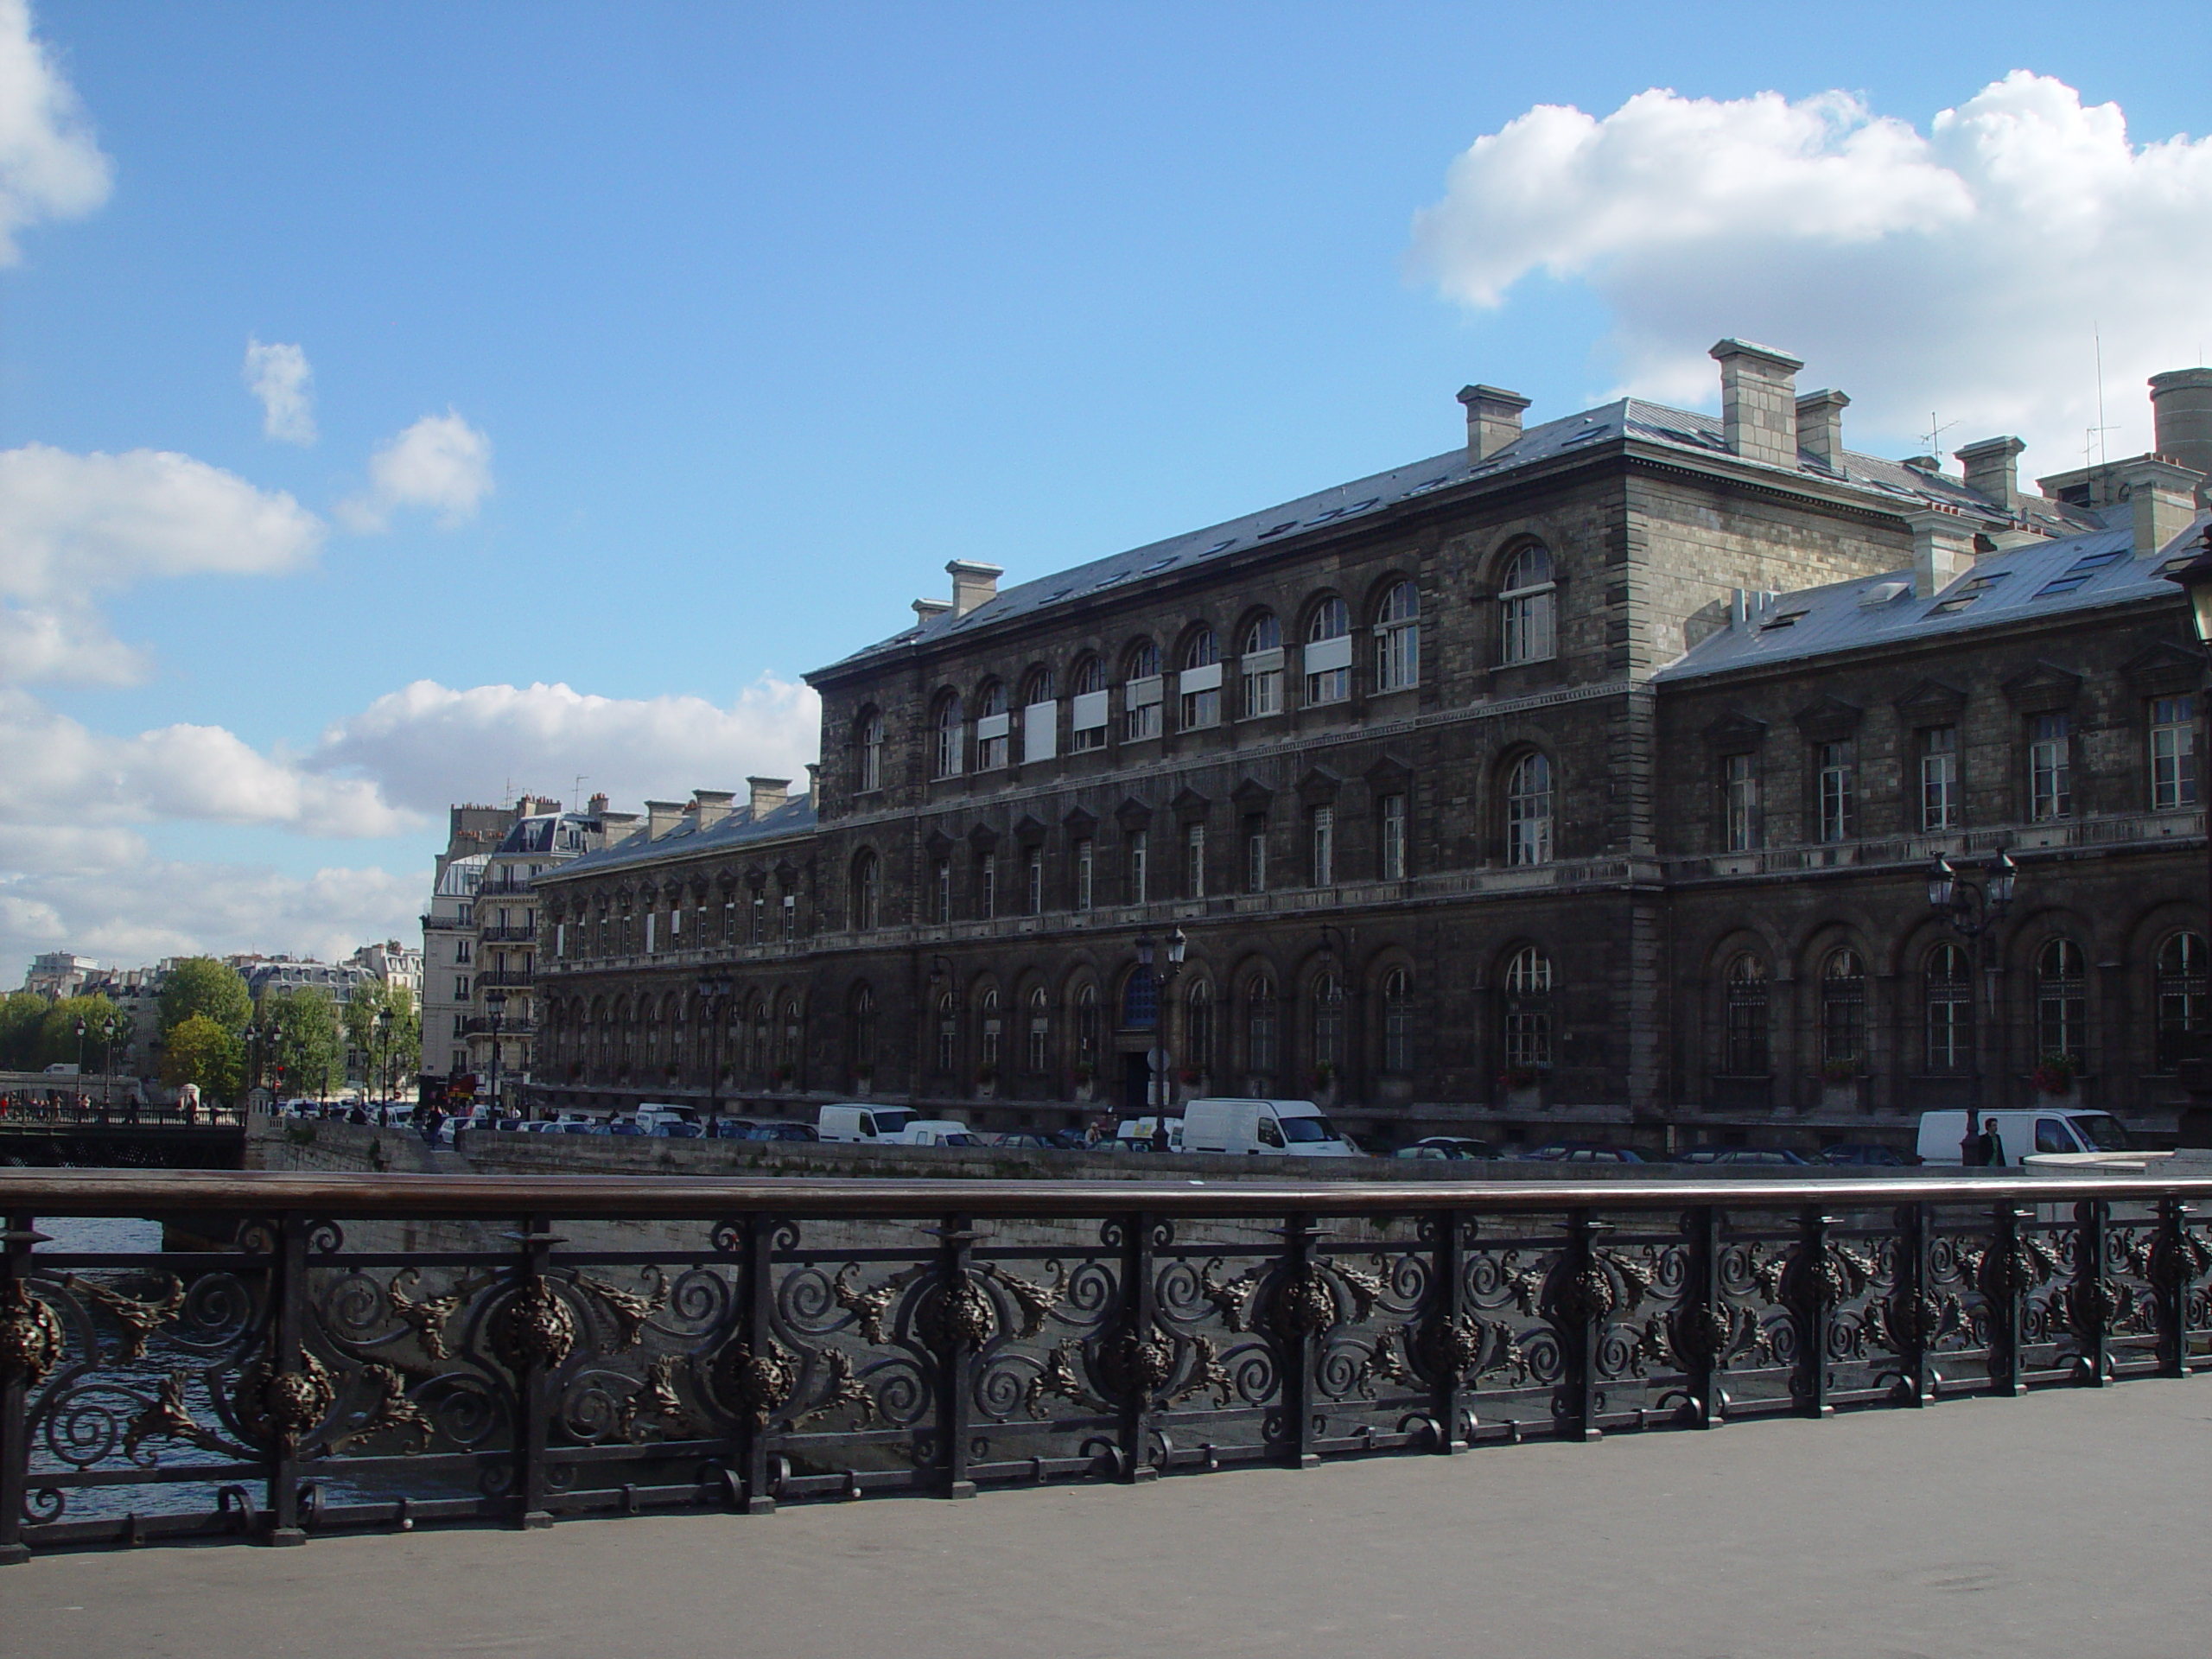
xmin=1020 ymin=668 xmax=1057 ymax=764
xmin=1311 ymin=972 xmax=1345 ymax=1075
xmin=1027 ymin=985 xmax=1051 ymax=1073
xmin=1123 ymin=640 xmax=1163 ymax=741
xmin=933 ymin=690 xmax=964 ymax=779
xmin=1069 ymin=655 xmax=1106 ymax=753
xmin=1503 ymin=946 xmax=1553 ymax=1071
xmin=975 ymin=681 xmax=1009 ymax=771
xmin=1924 ymin=943 xmax=1972 ymax=1073
xmin=780 ymin=999 xmax=802 ymax=1075
xmin=1724 ymin=953 xmax=1770 ymax=1075
xmin=935 ymin=992 xmax=957 ymax=1074
xmin=856 ymin=709 xmax=884 ymax=793
xmin=1506 ymin=753 xmax=1554 ymax=867
xmin=1122 ymin=964 xmax=1159 ymax=1031
xmin=1180 ymin=627 xmax=1222 ymax=731
xmin=1186 ymin=980 xmax=1214 ymax=1072
xmin=978 ymin=987 xmax=1001 ymax=1074
xmin=1246 ymin=976 xmax=1279 ymax=1074
xmin=1075 ymin=983 xmax=1100 ymax=1071
xmin=849 ymin=984 xmax=877 ymax=1071
xmin=1375 ymin=581 xmax=1420 ymax=692
xmin=1821 ymin=949 xmax=1866 ymax=1071
xmin=850 ymin=851 xmax=879 ymax=931
xmin=749 ymin=999 xmax=769 ymax=1077
xmin=1020 ymin=665 xmax=1055 ymax=705
xmin=1382 ymin=968 xmax=1414 ymax=1073
xmin=1499 ymin=543 xmax=1556 ymax=664
xmin=1240 ymin=613 xmax=1283 ymax=719
xmin=2157 ymin=931 xmax=2208 ymax=1071
xmin=1305 ymin=598 xmax=1351 ymax=706
xmin=2036 ymin=938 xmax=2087 ymax=1063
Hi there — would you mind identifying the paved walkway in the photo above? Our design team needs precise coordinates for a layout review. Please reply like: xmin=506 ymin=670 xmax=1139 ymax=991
xmin=4 ymin=1381 xmax=2208 ymax=1659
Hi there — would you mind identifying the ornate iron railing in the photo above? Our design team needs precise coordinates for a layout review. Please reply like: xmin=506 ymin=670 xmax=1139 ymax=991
xmin=3 ymin=1169 xmax=2209 ymax=1560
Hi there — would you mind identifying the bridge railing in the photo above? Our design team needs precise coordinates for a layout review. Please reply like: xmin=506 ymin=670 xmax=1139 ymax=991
xmin=3 ymin=1168 xmax=2209 ymax=1560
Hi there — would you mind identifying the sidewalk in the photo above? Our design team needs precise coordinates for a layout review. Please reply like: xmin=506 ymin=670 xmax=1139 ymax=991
xmin=3 ymin=1380 xmax=2207 ymax=1659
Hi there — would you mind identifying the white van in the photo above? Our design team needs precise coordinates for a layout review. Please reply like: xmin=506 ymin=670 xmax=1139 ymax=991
xmin=1113 ymin=1116 xmax=1185 ymax=1153
xmin=1180 ymin=1097 xmax=1359 ymax=1158
xmin=893 ymin=1119 xmax=983 ymax=1147
xmin=632 ymin=1103 xmax=698 ymax=1133
xmin=817 ymin=1103 xmax=918 ymax=1143
xmin=1917 ymin=1107 xmax=2146 ymax=1166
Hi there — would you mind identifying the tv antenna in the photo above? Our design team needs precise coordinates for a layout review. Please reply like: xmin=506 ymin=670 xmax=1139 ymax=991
xmin=2094 ymin=325 xmax=2114 ymax=473
xmin=1922 ymin=411 xmax=1959 ymax=460
xmin=574 ymin=775 xmax=589 ymax=811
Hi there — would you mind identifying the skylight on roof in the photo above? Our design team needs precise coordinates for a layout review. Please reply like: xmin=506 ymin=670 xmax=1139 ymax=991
xmin=1258 ymin=520 xmax=1298 ymax=538
xmin=2032 ymin=545 xmax=2128 ymax=599
xmin=1758 ymin=608 xmax=1809 ymax=631
xmin=1201 ymin=538 xmax=1236 ymax=556
xmin=1139 ymin=556 xmax=1177 ymax=574
xmin=1927 ymin=570 xmax=2012 ymax=615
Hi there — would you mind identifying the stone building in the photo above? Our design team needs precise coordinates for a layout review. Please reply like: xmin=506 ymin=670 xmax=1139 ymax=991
xmin=529 ymin=343 xmax=2212 ymax=1151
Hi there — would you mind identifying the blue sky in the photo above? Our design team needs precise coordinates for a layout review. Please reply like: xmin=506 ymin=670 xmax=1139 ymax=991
xmin=3 ymin=1 xmax=2209 ymax=980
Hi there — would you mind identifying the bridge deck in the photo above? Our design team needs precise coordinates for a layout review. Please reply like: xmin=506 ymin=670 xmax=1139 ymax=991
xmin=5 ymin=1376 xmax=2203 ymax=1658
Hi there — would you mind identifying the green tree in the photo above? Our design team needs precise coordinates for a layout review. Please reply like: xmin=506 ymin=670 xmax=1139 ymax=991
xmin=0 ymin=991 xmax=47 ymax=1071
xmin=161 ymin=1014 xmax=243 ymax=1103
xmin=343 ymin=981 xmax=421 ymax=1096
xmin=38 ymin=995 xmax=130 ymax=1071
xmin=260 ymin=987 xmax=345 ymax=1101
xmin=158 ymin=957 xmax=252 ymax=1036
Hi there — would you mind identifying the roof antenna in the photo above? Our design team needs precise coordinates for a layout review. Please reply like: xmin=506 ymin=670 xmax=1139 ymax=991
xmin=574 ymin=775 xmax=588 ymax=812
xmin=1921 ymin=411 xmax=1958 ymax=461
xmin=2094 ymin=324 xmax=2112 ymax=475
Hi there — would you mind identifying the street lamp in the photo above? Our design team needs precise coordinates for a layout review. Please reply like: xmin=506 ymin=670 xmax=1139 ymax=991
xmin=696 ymin=972 xmax=734 ymax=1129
xmin=486 ymin=989 xmax=508 ymax=1119
xmin=1927 ymin=849 xmax=2018 ymax=1164
xmin=376 ymin=1007 xmax=393 ymax=1122
xmin=73 ymin=1018 xmax=86 ymax=1118
xmin=1135 ymin=927 xmax=1187 ymax=1150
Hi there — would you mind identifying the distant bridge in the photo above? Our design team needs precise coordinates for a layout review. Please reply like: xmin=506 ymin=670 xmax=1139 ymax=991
xmin=0 ymin=1123 xmax=245 ymax=1169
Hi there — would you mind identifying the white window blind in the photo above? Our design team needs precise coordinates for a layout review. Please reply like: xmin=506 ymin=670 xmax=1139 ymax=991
xmin=974 ymin=711 xmax=1011 ymax=741
xmin=1024 ymin=701 xmax=1058 ymax=760
xmin=1071 ymin=690 xmax=1109 ymax=730
xmin=1239 ymin=647 xmax=1284 ymax=673
xmin=1178 ymin=661 xmax=1223 ymax=693
xmin=1125 ymin=675 xmax=1164 ymax=708
xmin=1304 ymin=635 xmax=1353 ymax=673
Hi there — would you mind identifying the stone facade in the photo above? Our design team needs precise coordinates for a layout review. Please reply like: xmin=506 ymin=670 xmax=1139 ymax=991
xmin=527 ymin=346 xmax=2212 ymax=1152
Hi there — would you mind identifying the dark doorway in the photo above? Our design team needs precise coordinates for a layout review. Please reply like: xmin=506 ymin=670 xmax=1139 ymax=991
xmin=1122 ymin=1051 xmax=1152 ymax=1114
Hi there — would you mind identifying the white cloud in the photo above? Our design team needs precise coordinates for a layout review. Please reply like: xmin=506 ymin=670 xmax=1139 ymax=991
xmin=0 ymin=0 xmax=111 ymax=264
xmin=339 ymin=410 xmax=493 ymax=531
xmin=243 ymin=338 xmax=316 ymax=445
xmin=1410 ymin=73 xmax=2212 ymax=469
xmin=311 ymin=676 xmax=822 ymax=815
xmin=0 ymin=442 xmax=325 ymax=684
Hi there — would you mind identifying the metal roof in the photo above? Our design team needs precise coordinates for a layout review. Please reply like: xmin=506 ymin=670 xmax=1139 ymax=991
xmin=811 ymin=395 xmax=2101 ymax=679
xmin=551 ymin=794 xmax=818 ymax=882
xmin=1655 ymin=507 xmax=2209 ymax=683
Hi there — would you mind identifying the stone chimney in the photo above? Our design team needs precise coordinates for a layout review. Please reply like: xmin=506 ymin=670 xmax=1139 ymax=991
xmin=804 ymin=762 xmax=820 ymax=801
xmin=644 ymin=799 xmax=686 ymax=840
xmin=2115 ymin=456 xmax=2203 ymax=555
xmin=1907 ymin=509 xmax=1976 ymax=598
xmin=1795 ymin=390 xmax=1849 ymax=469
xmin=912 ymin=597 xmax=952 ymax=625
xmin=586 ymin=791 xmax=609 ymax=817
xmin=598 ymin=810 xmax=640 ymax=842
xmin=1710 ymin=339 xmax=1803 ymax=467
xmin=692 ymin=788 xmax=735 ymax=829
xmin=747 ymin=776 xmax=791 ymax=818
xmin=2150 ymin=368 xmax=2212 ymax=495
xmin=947 ymin=560 xmax=1002 ymax=616
xmin=1456 ymin=385 xmax=1531 ymax=462
xmin=1955 ymin=435 xmax=2025 ymax=514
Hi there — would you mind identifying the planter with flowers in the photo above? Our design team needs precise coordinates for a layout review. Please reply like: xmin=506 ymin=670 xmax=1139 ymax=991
xmin=2030 ymin=1052 xmax=2081 ymax=1106
xmin=976 ymin=1065 xmax=998 ymax=1100
xmin=1072 ymin=1060 xmax=1096 ymax=1103
xmin=772 ymin=1061 xmax=796 ymax=1091
xmin=1309 ymin=1061 xmax=1338 ymax=1108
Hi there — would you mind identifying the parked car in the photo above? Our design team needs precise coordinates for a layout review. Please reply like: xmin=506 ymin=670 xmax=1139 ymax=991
xmin=1517 ymin=1141 xmax=1647 ymax=1163
xmin=1399 ymin=1136 xmax=1503 ymax=1160
xmin=653 ymin=1120 xmax=706 ymax=1138
xmin=1111 ymin=1116 xmax=1185 ymax=1152
xmin=992 ymin=1132 xmax=1061 ymax=1149
xmin=892 ymin=1119 xmax=981 ymax=1147
xmin=747 ymin=1122 xmax=819 ymax=1141
xmin=1820 ymin=1142 xmax=1910 ymax=1166
xmin=816 ymin=1103 xmax=918 ymax=1143
xmin=1045 ymin=1128 xmax=1096 ymax=1149
xmin=1675 ymin=1146 xmax=1812 ymax=1166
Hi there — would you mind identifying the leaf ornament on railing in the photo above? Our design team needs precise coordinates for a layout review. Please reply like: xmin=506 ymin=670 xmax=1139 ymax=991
xmin=61 ymin=1274 xmax=183 ymax=1363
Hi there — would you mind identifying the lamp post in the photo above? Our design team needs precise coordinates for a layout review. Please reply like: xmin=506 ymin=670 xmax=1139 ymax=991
xmin=376 ymin=1007 xmax=393 ymax=1122
xmin=486 ymin=989 xmax=508 ymax=1119
xmin=927 ymin=955 xmax=957 ymax=1100
xmin=2164 ymin=525 xmax=2212 ymax=1106
xmin=73 ymin=1018 xmax=86 ymax=1119
xmin=1927 ymin=849 xmax=2018 ymax=1164
xmin=1135 ymin=927 xmax=1187 ymax=1150
xmin=696 ymin=972 xmax=733 ymax=1129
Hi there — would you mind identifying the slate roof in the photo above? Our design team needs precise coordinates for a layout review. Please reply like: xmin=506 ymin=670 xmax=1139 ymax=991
xmin=810 ymin=395 xmax=2102 ymax=680
xmin=1655 ymin=506 xmax=2210 ymax=683
xmin=550 ymin=794 xmax=818 ymax=881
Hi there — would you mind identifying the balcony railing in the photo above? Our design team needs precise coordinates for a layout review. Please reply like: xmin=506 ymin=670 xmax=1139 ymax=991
xmin=479 ymin=969 xmax=535 ymax=988
xmin=480 ymin=925 xmax=537 ymax=944
xmin=2 ymin=1164 xmax=2207 ymax=1557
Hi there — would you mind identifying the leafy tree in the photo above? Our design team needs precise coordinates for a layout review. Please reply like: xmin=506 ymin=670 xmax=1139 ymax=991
xmin=343 ymin=981 xmax=421 ymax=1095
xmin=0 ymin=991 xmax=47 ymax=1071
xmin=38 ymin=995 xmax=131 ymax=1071
xmin=260 ymin=987 xmax=345 ymax=1101
xmin=162 ymin=1014 xmax=243 ymax=1103
xmin=158 ymin=957 xmax=252 ymax=1036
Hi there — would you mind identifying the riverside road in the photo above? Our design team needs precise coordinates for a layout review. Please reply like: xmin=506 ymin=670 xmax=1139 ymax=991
xmin=4 ymin=1377 xmax=2206 ymax=1659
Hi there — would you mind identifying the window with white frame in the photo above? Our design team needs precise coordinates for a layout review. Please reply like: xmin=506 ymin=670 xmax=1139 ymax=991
xmin=933 ymin=691 xmax=964 ymax=779
xmin=2030 ymin=713 xmax=2072 ymax=820
xmin=1503 ymin=945 xmax=1552 ymax=1071
xmin=1924 ymin=943 xmax=1972 ymax=1072
xmin=1021 ymin=668 xmax=1057 ymax=764
xmin=1382 ymin=968 xmax=1414 ymax=1072
xmin=1305 ymin=598 xmax=1351 ymax=705
xmin=1127 ymin=830 xmax=1148 ymax=904
xmin=1506 ymin=753 xmax=1553 ymax=867
xmin=932 ymin=860 xmax=951 ymax=925
xmin=1374 ymin=581 xmax=1419 ymax=691
xmin=1499 ymin=543 xmax=1556 ymax=664
xmin=1723 ymin=752 xmax=1759 ymax=851
xmin=1074 ymin=837 xmax=1093 ymax=911
xmin=1025 ymin=847 xmax=1043 ymax=916
xmin=1246 ymin=976 xmax=1278 ymax=1074
xmin=1725 ymin=954 xmax=1769 ymax=1074
xmin=2157 ymin=931 xmax=2208 ymax=1071
xmin=2036 ymin=938 xmax=2087 ymax=1063
xmin=1816 ymin=740 xmax=1855 ymax=842
xmin=1921 ymin=726 xmax=1958 ymax=831
xmin=857 ymin=710 xmax=883 ymax=792
xmin=1378 ymin=793 xmax=1406 ymax=880
xmin=977 ymin=854 xmax=996 ymax=920
xmin=1123 ymin=641 xmax=1163 ymax=741
xmin=1070 ymin=657 xmax=1107 ymax=752
xmin=975 ymin=682 xmax=1009 ymax=771
xmin=1179 ymin=628 xmax=1222 ymax=730
xmin=1240 ymin=613 xmax=1283 ymax=718
xmin=1310 ymin=804 xmax=1334 ymax=887
xmin=2152 ymin=694 xmax=2197 ymax=810
xmin=1245 ymin=818 xmax=1267 ymax=893
xmin=1027 ymin=985 xmax=1050 ymax=1073
xmin=852 ymin=852 xmax=879 ymax=930
xmin=1185 ymin=820 xmax=1206 ymax=899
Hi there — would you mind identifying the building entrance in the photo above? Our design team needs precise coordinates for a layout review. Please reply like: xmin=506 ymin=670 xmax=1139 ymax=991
xmin=1122 ymin=1051 xmax=1153 ymax=1114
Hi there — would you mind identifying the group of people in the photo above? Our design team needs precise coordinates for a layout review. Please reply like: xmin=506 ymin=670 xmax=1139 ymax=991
xmin=0 ymin=1087 xmax=226 ymax=1126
